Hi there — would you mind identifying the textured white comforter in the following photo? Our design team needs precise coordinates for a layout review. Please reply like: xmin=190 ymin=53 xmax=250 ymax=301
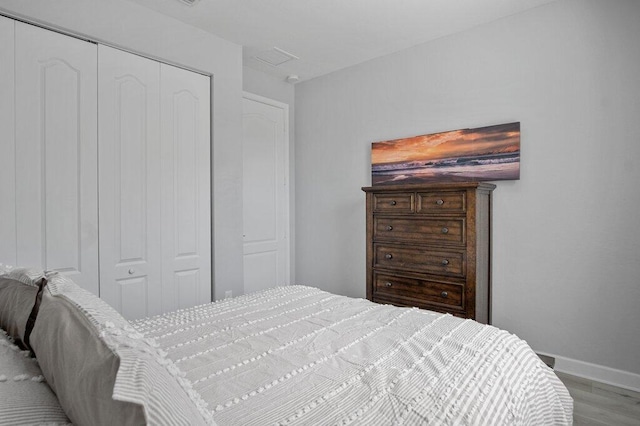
xmin=133 ymin=286 xmax=573 ymax=425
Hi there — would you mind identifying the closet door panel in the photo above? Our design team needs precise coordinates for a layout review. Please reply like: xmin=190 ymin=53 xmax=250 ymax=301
xmin=0 ymin=17 xmax=16 ymax=265
xmin=161 ymin=64 xmax=211 ymax=311
xmin=98 ymin=45 xmax=162 ymax=319
xmin=15 ymin=23 xmax=98 ymax=294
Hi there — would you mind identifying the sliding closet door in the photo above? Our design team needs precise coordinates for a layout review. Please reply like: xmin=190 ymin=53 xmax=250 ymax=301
xmin=160 ymin=64 xmax=211 ymax=311
xmin=99 ymin=50 xmax=210 ymax=318
xmin=0 ymin=17 xmax=16 ymax=265
xmin=98 ymin=45 xmax=162 ymax=318
xmin=14 ymin=22 xmax=99 ymax=294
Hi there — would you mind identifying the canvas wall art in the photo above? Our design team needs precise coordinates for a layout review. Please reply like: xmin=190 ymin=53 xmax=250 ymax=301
xmin=371 ymin=122 xmax=520 ymax=185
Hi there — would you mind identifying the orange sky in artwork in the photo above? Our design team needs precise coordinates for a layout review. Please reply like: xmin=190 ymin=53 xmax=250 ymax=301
xmin=372 ymin=127 xmax=520 ymax=164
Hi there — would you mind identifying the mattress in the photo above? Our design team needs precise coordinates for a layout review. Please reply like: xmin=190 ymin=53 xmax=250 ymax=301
xmin=133 ymin=285 xmax=573 ymax=425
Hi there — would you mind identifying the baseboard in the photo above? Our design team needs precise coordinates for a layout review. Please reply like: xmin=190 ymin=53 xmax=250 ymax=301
xmin=537 ymin=351 xmax=640 ymax=393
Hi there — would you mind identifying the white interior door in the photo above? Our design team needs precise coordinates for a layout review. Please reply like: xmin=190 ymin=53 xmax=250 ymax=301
xmin=160 ymin=63 xmax=211 ymax=312
xmin=242 ymin=94 xmax=290 ymax=293
xmin=0 ymin=16 xmax=16 ymax=265
xmin=14 ymin=22 xmax=99 ymax=294
xmin=98 ymin=45 xmax=162 ymax=319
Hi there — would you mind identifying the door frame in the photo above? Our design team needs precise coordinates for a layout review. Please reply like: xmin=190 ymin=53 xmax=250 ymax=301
xmin=242 ymin=91 xmax=291 ymax=288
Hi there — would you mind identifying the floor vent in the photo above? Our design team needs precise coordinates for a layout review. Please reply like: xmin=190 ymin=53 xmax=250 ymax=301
xmin=537 ymin=353 xmax=556 ymax=369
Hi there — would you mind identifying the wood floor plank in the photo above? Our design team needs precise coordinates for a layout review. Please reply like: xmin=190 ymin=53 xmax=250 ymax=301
xmin=555 ymin=372 xmax=593 ymax=393
xmin=573 ymin=400 xmax=640 ymax=426
xmin=557 ymin=371 xmax=640 ymax=426
xmin=574 ymin=413 xmax=612 ymax=426
xmin=593 ymin=382 xmax=640 ymax=406
xmin=570 ymin=388 xmax=640 ymax=421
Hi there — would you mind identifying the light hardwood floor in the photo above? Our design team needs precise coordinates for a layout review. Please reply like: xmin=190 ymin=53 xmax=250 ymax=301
xmin=556 ymin=372 xmax=640 ymax=425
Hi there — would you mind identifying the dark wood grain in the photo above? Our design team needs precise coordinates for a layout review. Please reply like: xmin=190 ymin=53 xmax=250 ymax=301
xmin=374 ymin=271 xmax=464 ymax=307
xmin=417 ymin=190 xmax=467 ymax=214
xmin=373 ymin=217 xmax=466 ymax=245
xmin=363 ymin=182 xmax=495 ymax=323
xmin=373 ymin=243 xmax=466 ymax=277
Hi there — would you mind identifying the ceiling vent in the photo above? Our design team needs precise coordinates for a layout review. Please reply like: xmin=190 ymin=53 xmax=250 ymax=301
xmin=177 ymin=0 xmax=201 ymax=5
xmin=253 ymin=47 xmax=299 ymax=67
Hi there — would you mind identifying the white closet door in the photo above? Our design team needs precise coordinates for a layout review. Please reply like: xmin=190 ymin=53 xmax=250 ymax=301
xmin=0 ymin=17 xmax=16 ymax=265
xmin=160 ymin=64 xmax=211 ymax=311
xmin=14 ymin=22 xmax=99 ymax=294
xmin=98 ymin=45 xmax=162 ymax=319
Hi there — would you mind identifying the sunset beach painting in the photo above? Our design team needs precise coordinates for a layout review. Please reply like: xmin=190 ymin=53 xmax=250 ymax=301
xmin=371 ymin=122 xmax=520 ymax=185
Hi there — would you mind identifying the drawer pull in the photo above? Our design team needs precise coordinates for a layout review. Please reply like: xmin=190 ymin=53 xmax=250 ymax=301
xmin=389 ymin=200 xmax=397 ymax=206
xmin=128 ymin=268 xmax=135 ymax=275
xmin=441 ymin=259 xmax=449 ymax=266
xmin=385 ymin=282 xmax=393 ymax=287
xmin=441 ymin=227 xmax=449 ymax=234
xmin=441 ymin=291 xmax=448 ymax=298
xmin=436 ymin=199 xmax=444 ymax=205
xmin=385 ymin=253 xmax=393 ymax=260
xmin=385 ymin=225 xmax=393 ymax=231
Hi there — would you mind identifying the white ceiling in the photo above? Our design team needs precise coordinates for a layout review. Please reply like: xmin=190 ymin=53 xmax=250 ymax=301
xmin=128 ymin=0 xmax=557 ymax=83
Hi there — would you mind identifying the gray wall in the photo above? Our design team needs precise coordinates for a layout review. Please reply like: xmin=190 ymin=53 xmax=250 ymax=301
xmin=0 ymin=0 xmax=245 ymax=300
xmin=243 ymin=67 xmax=295 ymax=109
xmin=295 ymin=0 xmax=640 ymax=378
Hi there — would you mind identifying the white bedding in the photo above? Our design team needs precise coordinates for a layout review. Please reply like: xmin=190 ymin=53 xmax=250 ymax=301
xmin=134 ymin=286 xmax=573 ymax=425
xmin=0 ymin=329 xmax=71 ymax=425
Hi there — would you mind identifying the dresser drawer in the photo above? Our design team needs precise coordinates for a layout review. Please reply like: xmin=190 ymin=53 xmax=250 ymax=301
xmin=373 ymin=193 xmax=414 ymax=213
xmin=417 ymin=191 xmax=466 ymax=214
xmin=373 ymin=296 xmax=467 ymax=317
xmin=374 ymin=272 xmax=463 ymax=308
xmin=374 ymin=243 xmax=465 ymax=277
xmin=374 ymin=217 xmax=466 ymax=245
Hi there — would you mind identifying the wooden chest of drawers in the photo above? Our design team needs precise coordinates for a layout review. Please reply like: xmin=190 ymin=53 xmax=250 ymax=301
xmin=362 ymin=182 xmax=495 ymax=323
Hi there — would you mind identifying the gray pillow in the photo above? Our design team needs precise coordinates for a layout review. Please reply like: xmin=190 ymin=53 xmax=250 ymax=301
xmin=0 ymin=266 xmax=45 ymax=346
xmin=30 ymin=272 xmax=215 ymax=425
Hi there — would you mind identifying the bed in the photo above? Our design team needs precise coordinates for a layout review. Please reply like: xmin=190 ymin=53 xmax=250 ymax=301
xmin=0 ymin=265 xmax=573 ymax=425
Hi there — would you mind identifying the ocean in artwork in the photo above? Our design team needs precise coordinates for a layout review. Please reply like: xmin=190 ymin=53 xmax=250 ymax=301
xmin=371 ymin=122 xmax=520 ymax=185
